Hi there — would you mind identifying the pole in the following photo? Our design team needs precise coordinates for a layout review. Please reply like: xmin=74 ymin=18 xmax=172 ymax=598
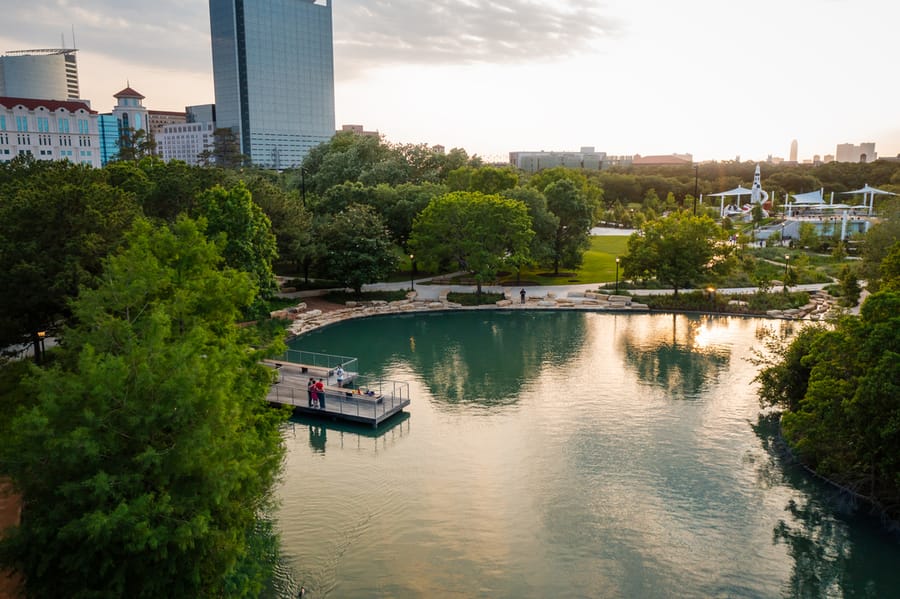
xmin=615 ymin=257 xmax=620 ymax=294
xmin=784 ymin=254 xmax=790 ymax=293
xmin=693 ymin=164 xmax=699 ymax=215
xmin=300 ymin=168 xmax=306 ymax=206
xmin=409 ymin=254 xmax=415 ymax=291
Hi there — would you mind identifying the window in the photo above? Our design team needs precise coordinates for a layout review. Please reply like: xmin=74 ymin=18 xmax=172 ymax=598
xmin=77 ymin=119 xmax=90 ymax=134
xmin=0 ymin=116 xmax=5 ymax=131
xmin=16 ymin=116 xmax=29 ymax=132
xmin=37 ymin=117 xmax=50 ymax=132
xmin=58 ymin=118 xmax=70 ymax=133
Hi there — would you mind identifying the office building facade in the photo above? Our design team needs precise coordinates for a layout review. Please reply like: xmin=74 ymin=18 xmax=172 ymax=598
xmin=209 ymin=0 xmax=335 ymax=169
xmin=0 ymin=49 xmax=80 ymax=101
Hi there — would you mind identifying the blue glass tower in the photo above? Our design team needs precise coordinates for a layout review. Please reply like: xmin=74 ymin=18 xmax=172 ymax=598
xmin=209 ymin=0 xmax=335 ymax=169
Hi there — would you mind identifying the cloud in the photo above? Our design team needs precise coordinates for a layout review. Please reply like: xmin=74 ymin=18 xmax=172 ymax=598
xmin=1 ymin=0 xmax=212 ymax=75
xmin=334 ymin=0 xmax=621 ymax=76
xmin=2 ymin=0 xmax=621 ymax=83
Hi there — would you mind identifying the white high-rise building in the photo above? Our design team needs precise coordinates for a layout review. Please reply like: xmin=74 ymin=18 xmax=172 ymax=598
xmin=0 ymin=49 xmax=80 ymax=101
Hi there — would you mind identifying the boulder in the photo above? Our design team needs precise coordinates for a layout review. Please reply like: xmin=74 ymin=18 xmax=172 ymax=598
xmin=496 ymin=299 xmax=513 ymax=307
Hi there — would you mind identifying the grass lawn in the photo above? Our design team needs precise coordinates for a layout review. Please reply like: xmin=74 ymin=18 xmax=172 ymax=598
xmin=500 ymin=235 xmax=630 ymax=286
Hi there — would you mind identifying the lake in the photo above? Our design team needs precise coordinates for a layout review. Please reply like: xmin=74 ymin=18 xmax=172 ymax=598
xmin=276 ymin=311 xmax=899 ymax=598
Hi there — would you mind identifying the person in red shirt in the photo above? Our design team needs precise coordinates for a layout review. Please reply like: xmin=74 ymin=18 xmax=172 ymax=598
xmin=315 ymin=379 xmax=325 ymax=410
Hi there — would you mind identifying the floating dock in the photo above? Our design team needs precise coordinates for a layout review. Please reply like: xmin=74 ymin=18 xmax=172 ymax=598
xmin=264 ymin=352 xmax=411 ymax=428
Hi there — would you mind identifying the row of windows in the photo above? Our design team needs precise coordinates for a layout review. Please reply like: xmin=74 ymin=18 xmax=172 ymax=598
xmin=0 ymin=135 xmax=92 ymax=147
xmin=0 ymin=115 xmax=89 ymax=134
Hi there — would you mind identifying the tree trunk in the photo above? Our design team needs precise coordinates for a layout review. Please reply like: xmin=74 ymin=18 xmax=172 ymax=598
xmin=31 ymin=330 xmax=43 ymax=365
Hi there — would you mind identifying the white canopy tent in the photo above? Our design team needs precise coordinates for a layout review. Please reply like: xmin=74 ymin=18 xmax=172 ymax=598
xmin=840 ymin=184 xmax=897 ymax=215
xmin=708 ymin=186 xmax=755 ymax=217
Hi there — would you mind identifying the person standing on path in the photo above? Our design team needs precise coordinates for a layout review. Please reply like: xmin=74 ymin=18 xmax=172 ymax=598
xmin=520 ymin=289 xmax=526 ymax=304
xmin=315 ymin=379 xmax=325 ymax=410
xmin=307 ymin=378 xmax=315 ymax=407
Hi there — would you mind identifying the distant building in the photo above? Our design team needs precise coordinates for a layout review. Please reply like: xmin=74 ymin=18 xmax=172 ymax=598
xmin=155 ymin=105 xmax=218 ymax=166
xmin=210 ymin=0 xmax=336 ymax=168
xmin=510 ymin=147 xmax=610 ymax=172
xmin=148 ymin=110 xmax=186 ymax=139
xmin=0 ymin=96 xmax=101 ymax=166
xmin=631 ymin=153 xmax=693 ymax=166
xmin=157 ymin=121 xmax=215 ymax=165
xmin=0 ymin=49 xmax=80 ymax=101
xmin=790 ymin=139 xmax=798 ymax=162
xmin=340 ymin=124 xmax=378 ymax=137
xmin=835 ymin=142 xmax=876 ymax=163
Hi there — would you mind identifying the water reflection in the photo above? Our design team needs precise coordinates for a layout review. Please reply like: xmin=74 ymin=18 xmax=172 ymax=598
xmin=618 ymin=314 xmax=731 ymax=398
xmin=753 ymin=413 xmax=900 ymax=598
xmin=284 ymin=413 xmax=411 ymax=456
xmin=293 ymin=311 xmax=588 ymax=407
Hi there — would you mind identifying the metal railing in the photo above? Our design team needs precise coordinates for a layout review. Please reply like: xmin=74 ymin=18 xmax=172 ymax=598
xmin=276 ymin=349 xmax=358 ymax=377
xmin=267 ymin=379 xmax=410 ymax=422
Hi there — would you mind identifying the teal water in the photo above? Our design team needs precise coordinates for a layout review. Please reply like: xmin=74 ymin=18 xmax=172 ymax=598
xmin=277 ymin=311 xmax=900 ymax=598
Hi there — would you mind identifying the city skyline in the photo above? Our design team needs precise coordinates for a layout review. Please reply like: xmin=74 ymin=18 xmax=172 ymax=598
xmin=2 ymin=0 xmax=898 ymax=163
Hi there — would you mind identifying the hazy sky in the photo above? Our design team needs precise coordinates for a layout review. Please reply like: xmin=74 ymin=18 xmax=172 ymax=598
xmin=3 ymin=0 xmax=898 ymax=162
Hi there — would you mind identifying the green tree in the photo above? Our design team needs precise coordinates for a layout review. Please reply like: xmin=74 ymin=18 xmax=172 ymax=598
xmin=410 ymin=191 xmax=533 ymax=295
xmin=319 ymin=204 xmax=398 ymax=295
xmin=0 ymin=217 xmax=287 ymax=597
xmin=544 ymin=179 xmax=594 ymax=274
xmin=502 ymin=186 xmax=559 ymax=275
xmin=116 ymin=127 xmax=156 ymax=162
xmin=198 ymin=127 xmax=247 ymax=168
xmin=0 ymin=159 xmax=141 ymax=362
xmin=797 ymin=222 xmax=819 ymax=249
xmin=196 ymin=182 xmax=279 ymax=298
xmin=245 ymin=177 xmax=312 ymax=270
xmin=622 ymin=213 xmax=732 ymax=295
xmin=446 ymin=165 xmax=518 ymax=194
xmin=838 ymin=264 xmax=862 ymax=307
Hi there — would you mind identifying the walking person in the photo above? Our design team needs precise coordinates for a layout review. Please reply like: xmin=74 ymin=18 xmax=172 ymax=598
xmin=315 ymin=378 xmax=325 ymax=410
xmin=335 ymin=365 xmax=345 ymax=387
xmin=520 ymin=288 xmax=526 ymax=304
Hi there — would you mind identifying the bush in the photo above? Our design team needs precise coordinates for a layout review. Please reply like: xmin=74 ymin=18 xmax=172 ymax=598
xmin=322 ymin=289 xmax=408 ymax=303
xmin=447 ymin=292 xmax=505 ymax=306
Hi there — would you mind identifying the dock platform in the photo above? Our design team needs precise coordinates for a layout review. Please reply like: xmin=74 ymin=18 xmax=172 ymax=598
xmin=264 ymin=351 xmax=410 ymax=428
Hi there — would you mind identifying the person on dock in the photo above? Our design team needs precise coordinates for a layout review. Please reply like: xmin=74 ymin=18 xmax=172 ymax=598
xmin=307 ymin=378 xmax=316 ymax=407
xmin=520 ymin=288 xmax=526 ymax=304
xmin=335 ymin=365 xmax=345 ymax=386
xmin=315 ymin=379 xmax=325 ymax=410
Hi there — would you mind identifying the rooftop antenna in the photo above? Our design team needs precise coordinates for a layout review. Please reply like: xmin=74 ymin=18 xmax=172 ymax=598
xmin=61 ymin=33 xmax=65 ymax=48
xmin=71 ymin=25 xmax=77 ymax=50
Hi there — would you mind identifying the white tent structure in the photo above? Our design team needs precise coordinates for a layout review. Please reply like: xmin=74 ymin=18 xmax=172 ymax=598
xmin=708 ymin=186 xmax=755 ymax=217
xmin=840 ymin=184 xmax=897 ymax=215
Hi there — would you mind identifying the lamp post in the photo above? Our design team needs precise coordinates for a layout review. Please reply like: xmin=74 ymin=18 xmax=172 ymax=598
xmin=409 ymin=254 xmax=415 ymax=291
xmin=783 ymin=254 xmax=791 ymax=293
xmin=693 ymin=164 xmax=699 ymax=215
xmin=615 ymin=257 xmax=620 ymax=294
xmin=706 ymin=287 xmax=716 ymax=312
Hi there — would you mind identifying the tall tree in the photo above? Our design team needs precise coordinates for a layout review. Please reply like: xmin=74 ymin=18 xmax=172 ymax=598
xmin=543 ymin=178 xmax=593 ymax=274
xmin=622 ymin=212 xmax=732 ymax=295
xmin=196 ymin=182 xmax=279 ymax=298
xmin=318 ymin=204 xmax=398 ymax=295
xmin=410 ymin=191 xmax=533 ymax=294
xmin=0 ymin=217 xmax=287 ymax=597
xmin=116 ymin=127 xmax=156 ymax=162
xmin=0 ymin=159 xmax=140 ymax=362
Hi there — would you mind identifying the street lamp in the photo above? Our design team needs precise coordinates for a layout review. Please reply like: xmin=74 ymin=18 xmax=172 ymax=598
xmin=693 ymin=164 xmax=699 ymax=215
xmin=615 ymin=257 xmax=620 ymax=294
xmin=706 ymin=287 xmax=716 ymax=312
xmin=409 ymin=254 xmax=415 ymax=291
xmin=783 ymin=254 xmax=791 ymax=293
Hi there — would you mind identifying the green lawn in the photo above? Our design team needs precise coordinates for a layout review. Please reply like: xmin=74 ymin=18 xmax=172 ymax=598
xmin=500 ymin=236 xmax=630 ymax=286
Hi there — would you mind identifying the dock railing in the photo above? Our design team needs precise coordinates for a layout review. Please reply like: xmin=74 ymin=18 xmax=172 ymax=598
xmin=267 ymin=378 xmax=410 ymax=422
xmin=276 ymin=349 xmax=358 ymax=378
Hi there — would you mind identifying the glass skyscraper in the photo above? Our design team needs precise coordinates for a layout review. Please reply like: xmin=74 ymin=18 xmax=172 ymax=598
xmin=209 ymin=0 xmax=335 ymax=169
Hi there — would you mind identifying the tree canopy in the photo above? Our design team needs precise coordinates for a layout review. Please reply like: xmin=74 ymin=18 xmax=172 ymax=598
xmin=0 ymin=217 xmax=287 ymax=597
xmin=409 ymin=191 xmax=533 ymax=294
xmin=622 ymin=212 xmax=732 ymax=295
xmin=319 ymin=203 xmax=398 ymax=295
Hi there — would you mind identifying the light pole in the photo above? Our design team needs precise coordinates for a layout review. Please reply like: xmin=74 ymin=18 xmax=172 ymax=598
xmin=693 ymin=164 xmax=699 ymax=215
xmin=409 ymin=254 xmax=415 ymax=291
xmin=783 ymin=254 xmax=791 ymax=293
xmin=706 ymin=287 xmax=716 ymax=312
xmin=615 ymin=257 xmax=620 ymax=294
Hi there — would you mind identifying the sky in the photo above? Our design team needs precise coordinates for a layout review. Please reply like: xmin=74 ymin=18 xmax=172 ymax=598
xmin=3 ymin=0 xmax=899 ymax=163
